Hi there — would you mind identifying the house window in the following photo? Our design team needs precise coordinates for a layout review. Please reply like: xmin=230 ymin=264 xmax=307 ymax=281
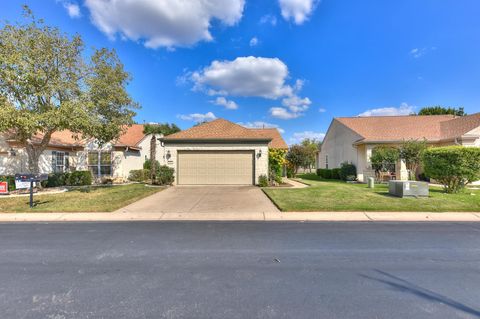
xmin=325 ymin=155 xmax=329 ymax=169
xmin=52 ymin=151 xmax=69 ymax=173
xmin=88 ymin=152 xmax=112 ymax=177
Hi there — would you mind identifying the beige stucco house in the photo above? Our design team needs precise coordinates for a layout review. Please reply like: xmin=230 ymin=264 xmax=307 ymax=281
xmin=0 ymin=125 xmax=161 ymax=181
xmin=1 ymin=119 xmax=288 ymax=186
xmin=317 ymin=113 xmax=480 ymax=183
xmin=160 ymin=119 xmax=287 ymax=185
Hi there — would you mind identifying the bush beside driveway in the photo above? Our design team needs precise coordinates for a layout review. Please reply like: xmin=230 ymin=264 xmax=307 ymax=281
xmin=263 ymin=174 xmax=480 ymax=212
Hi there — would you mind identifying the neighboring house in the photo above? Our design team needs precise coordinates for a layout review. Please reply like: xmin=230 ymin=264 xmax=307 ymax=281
xmin=317 ymin=113 xmax=480 ymax=182
xmin=0 ymin=125 xmax=161 ymax=180
xmin=159 ymin=118 xmax=288 ymax=185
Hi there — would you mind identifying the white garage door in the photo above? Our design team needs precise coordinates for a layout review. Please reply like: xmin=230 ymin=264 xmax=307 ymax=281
xmin=178 ymin=151 xmax=254 ymax=185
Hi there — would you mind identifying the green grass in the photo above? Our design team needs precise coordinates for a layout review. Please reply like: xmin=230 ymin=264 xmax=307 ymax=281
xmin=0 ymin=184 xmax=164 ymax=213
xmin=263 ymin=173 xmax=480 ymax=212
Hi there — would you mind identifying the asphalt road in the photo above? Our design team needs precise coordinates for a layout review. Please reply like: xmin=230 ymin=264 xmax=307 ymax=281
xmin=1 ymin=222 xmax=479 ymax=319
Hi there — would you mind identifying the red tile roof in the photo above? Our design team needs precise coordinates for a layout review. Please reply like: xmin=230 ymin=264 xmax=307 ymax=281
xmin=335 ymin=113 xmax=480 ymax=143
xmin=163 ymin=119 xmax=288 ymax=149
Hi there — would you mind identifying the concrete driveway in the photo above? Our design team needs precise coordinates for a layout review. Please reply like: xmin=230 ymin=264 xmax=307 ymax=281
xmin=116 ymin=186 xmax=280 ymax=214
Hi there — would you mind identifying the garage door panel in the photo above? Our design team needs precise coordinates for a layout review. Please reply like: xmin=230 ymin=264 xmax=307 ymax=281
xmin=178 ymin=151 xmax=254 ymax=185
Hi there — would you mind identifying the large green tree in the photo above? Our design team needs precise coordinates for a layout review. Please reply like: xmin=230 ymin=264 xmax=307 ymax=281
xmin=418 ymin=106 xmax=466 ymax=116
xmin=0 ymin=7 xmax=137 ymax=173
xmin=143 ymin=123 xmax=181 ymax=136
xmin=300 ymin=138 xmax=321 ymax=172
xmin=399 ymin=139 xmax=427 ymax=180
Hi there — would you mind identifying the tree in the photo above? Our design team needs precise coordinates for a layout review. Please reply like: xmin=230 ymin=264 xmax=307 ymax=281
xmin=418 ymin=106 xmax=466 ymax=116
xmin=286 ymin=145 xmax=308 ymax=176
xmin=268 ymin=149 xmax=286 ymax=184
xmin=399 ymin=139 xmax=427 ymax=180
xmin=143 ymin=123 xmax=180 ymax=136
xmin=422 ymin=147 xmax=480 ymax=193
xmin=370 ymin=146 xmax=400 ymax=178
xmin=300 ymin=138 xmax=321 ymax=172
xmin=0 ymin=7 xmax=137 ymax=173
xmin=150 ymin=135 xmax=157 ymax=184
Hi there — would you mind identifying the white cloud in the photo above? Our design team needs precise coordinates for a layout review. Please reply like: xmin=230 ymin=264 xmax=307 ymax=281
xmin=84 ymin=0 xmax=245 ymax=49
xmin=289 ymin=131 xmax=325 ymax=144
xmin=189 ymin=56 xmax=311 ymax=119
xmin=249 ymin=37 xmax=259 ymax=47
xmin=191 ymin=56 xmax=293 ymax=99
xmin=318 ymin=108 xmax=326 ymax=113
xmin=279 ymin=0 xmax=319 ymax=25
xmin=238 ymin=121 xmax=285 ymax=134
xmin=260 ymin=14 xmax=277 ymax=26
xmin=269 ymin=107 xmax=301 ymax=120
xmin=358 ymin=103 xmax=415 ymax=117
xmin=58 ymin=1 xmax=81 ymax=18
xmin=178 ymin=112 xmax=217 ymax=123
xmin=210 ymin=97 xmax=238 ymax=110
xmin=410 ymin=47 xmax=436 ymax=58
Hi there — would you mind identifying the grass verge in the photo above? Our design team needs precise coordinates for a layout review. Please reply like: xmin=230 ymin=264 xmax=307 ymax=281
xmin=263 ymin=174 xmax=480 ymax=212
xmin=0 ymin=184 xmax=164 ymax=213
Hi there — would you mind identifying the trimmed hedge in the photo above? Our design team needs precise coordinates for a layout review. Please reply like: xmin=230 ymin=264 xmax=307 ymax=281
xmin=129 ymin=169 xmax=151 ymax=182
xmin=331 ymin=168 xmax=341 ymax=180
xmin=156 ymin=165 xmax=175 ymax=185
xmin=339 ymin=162 xmax=357 ymax=181
xmin=422 ymin=146 xmax=480 ymax=193
xmin=44 ymin=171 xmax=92 ymax=187
xmin=316 ymin=163 xmax=357 ymax=181
xmin=258 ymin=174 xmax=268 ymax=187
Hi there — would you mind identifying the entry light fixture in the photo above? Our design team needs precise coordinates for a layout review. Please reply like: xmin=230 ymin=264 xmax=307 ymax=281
xmin=9 ymin=148 xmax=16 ymax=157
xmin=258 ymin=149 xmax=262 ymax=158
xmin=166 ymin=150 xmax=171 ymax=159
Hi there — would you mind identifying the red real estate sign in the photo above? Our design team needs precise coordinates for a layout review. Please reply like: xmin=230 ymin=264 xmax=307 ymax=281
xmin=0 ymin=182 xmax=8 ymax=194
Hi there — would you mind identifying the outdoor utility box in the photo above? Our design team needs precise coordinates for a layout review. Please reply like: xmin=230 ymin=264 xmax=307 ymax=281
xmin=388 ymin=180 xmax=429 ymax=198
xmin=367 ymin=177 xmax=375 ymax=188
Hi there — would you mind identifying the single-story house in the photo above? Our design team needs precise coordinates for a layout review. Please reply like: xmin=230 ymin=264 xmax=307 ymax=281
xmin=317 ymin=113 xmax=480 ymax=182
xmin=159 ymin=118 xmax=288 ymax=185
xmin=0 ymin=125 xmax=160 ymax=181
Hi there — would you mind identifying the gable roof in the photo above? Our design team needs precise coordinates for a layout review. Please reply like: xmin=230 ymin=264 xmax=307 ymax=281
xmin=163 ymin=118 xmax=288 ymax=149
xmin=334 ymin=113 xmax=480 ymax=143
xmin=4 ymin=124 xmax=149 ymax=149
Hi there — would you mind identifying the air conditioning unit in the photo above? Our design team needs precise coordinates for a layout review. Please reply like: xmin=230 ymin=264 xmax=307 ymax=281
xmin=388 ymin=181 xmax=429 ymax=198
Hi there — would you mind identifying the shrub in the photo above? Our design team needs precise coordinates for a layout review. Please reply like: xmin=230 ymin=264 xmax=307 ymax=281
xmin=331 ymin=168 xmax=341 ymax=180
xmin=129 ymin=169 xmax=151 ymax=182
xmin=45 ymin=173 xmax=67 ymax=188
xmin=370 ymin=146 xmax=399 ymax=174
xmin=155 ymin=165 xmax=175 ymax=185
xmin=422 ymin=146 xmax=480 ymax=193
xmin=285 ymin=160 xmax=295 ymax=178
xmin=269 ymin=149 xmax=287 ymax=182
xmin=66 ymin=171 xmax=92 ymax=186
xmin=258 ymin=174 xmax=268 ymax=187
xmin=0 ymin=175 xmax=16 ymax=191
xmin=339 ymin=162 xmax=357 ymax=181
xmin=316 ymin=168 xmax=332 ymax=179
xmin=143 ymin=159 xmax=161 ymax=171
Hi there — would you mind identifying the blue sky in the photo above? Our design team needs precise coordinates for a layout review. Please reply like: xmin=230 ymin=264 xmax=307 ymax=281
xmin=2 ymin=0 xmax=480 ymax=143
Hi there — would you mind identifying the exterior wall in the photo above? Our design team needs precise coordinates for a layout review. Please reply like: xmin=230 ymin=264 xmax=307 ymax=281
xmin=318 ymin=119 xmax=363 ymax=180
xmin=161 ymin=142 xmax=269 ymax=185
xmin=0 ymin=135 xmax=81 ymax=175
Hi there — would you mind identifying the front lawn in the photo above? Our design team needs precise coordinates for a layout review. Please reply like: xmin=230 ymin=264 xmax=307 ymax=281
xmin=263 ymin=174 xmax=480 ymax=212
xmin=0 ymin=184 xmax=163 ymax=213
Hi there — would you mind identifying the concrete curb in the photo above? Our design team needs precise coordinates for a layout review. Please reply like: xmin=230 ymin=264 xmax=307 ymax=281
xmin=0 ymin=211 xmax=479 ymax=223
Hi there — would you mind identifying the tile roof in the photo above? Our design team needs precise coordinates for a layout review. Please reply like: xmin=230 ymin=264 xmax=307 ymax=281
xmin=335 ymin=113 xmax=480 ymax=143
xmin=5 ymin=124 xmax=148 ymax=149
xmin=163 ymin=118 xmax=288 ymax=148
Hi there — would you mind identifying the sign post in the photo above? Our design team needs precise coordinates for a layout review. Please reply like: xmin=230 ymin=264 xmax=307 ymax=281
xmin=14 ymin=174 xmax=49 ymax=208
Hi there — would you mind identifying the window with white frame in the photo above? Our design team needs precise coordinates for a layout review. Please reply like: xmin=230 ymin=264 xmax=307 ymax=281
xmin=88 ymin=152 xmax=112 ymax=177
xmin=51 ymin=151 xmax=69 ymax=172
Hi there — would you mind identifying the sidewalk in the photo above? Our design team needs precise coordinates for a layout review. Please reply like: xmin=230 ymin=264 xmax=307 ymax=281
xmin=0 ymin=211 xmax=479 ymax=222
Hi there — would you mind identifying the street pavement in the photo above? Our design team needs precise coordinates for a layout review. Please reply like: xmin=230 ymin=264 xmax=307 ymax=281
xmin=0 ymin=221 xmax=479 ymax=318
